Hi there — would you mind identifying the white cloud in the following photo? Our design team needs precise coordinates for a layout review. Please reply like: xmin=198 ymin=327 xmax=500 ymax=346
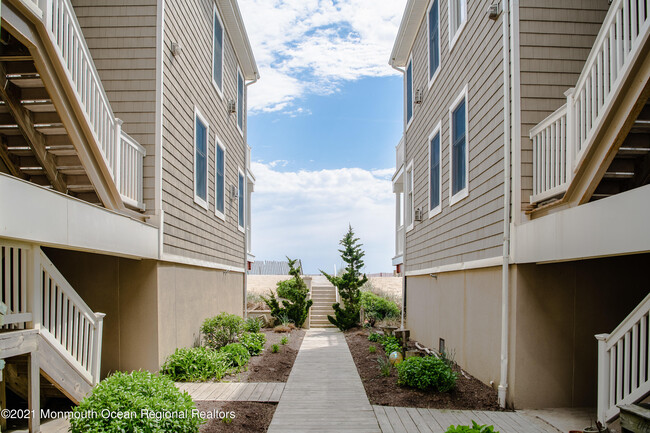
xmin=239 ymin=0 xmax=407 ymax=114
xmin=268 ymin=159 xmax=289 ymax=168
xmin=251 ymin=162 xmax=395 ymax=273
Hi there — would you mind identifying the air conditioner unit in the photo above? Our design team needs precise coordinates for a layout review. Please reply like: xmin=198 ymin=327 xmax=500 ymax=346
xmin=228 ymin=100 xmax=236 ymax=114
xmin=414 ymin=89 xmax=423 ymax=104
xmin=414 ymin=207 xmax=423 ymax=222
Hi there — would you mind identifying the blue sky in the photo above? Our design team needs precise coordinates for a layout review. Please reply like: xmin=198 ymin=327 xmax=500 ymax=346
xmin=239 ymin=0 xmax=407 ymax=274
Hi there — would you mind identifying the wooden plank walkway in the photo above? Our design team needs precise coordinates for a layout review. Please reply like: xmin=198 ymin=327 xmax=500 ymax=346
xmin=372 ymin=406 xmax=561 ymax=433
xmin=267 ymin=328 xmax=381 ymax=432
xmin=175 ymin=381 xmax=285 ymax=402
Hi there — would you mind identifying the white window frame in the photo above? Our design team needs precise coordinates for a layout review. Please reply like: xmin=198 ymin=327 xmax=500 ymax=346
xmin=193 ymin=107 xmax=209 ymax=210
xmin=405 ymin=160 xmax=414 ymax=232
xmin=236 ymin=67 xmax=244 ymax=136
xmin=428 ymin=121 xmax=442 ymax=218
xmin=405 ymin=55 xmax=414 ymax=131
xmin=448 ymin=85 xmax=469 ymax=207
xmin=212 ymin=5 xmax=225 ymax=98
xmin=237 ymin=167 xmax=245 ymax=233
xmin=214 ymin=138 xmax=226 ymax=221
xmin=448 ymin=0 xmax=467 ymax=51
xmin=427 ymin=0 xmax=441 ymax=89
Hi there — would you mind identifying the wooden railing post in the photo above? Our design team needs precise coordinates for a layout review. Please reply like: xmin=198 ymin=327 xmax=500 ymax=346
xmin=92 ymin=312 xmax=106 ymax=384
xmin=596 ymin=333 xmax=611 ymax=425
xmin=27 ymin=247 xmax=42 ymax=330
xmin=564 ymin=88 xmax=575 ymax=179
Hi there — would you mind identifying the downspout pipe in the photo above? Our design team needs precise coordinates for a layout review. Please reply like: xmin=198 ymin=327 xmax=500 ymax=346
xmin=390 ymin=62 xmax=407 ymax=330
xmin=498 ymin=0 xmax=512 ymax=409
xmin=243 ymin=73 xmax=259 ymax=318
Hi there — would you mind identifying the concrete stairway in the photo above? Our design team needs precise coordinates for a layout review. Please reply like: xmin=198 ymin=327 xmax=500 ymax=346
xmin=309 ymin=276 xmax=337 ymax=328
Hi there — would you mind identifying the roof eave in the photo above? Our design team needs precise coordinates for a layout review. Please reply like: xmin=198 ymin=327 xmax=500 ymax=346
xmin=218 ymin=0 xmax=259 ymax=81
xmin=389 ymin=0 xmax=429 ymax=68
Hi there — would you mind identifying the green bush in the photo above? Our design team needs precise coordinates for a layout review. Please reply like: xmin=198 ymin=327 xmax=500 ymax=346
xmin=220 ymin=343 xmax=251 ymax=368
xmin=263 ymin=258 xmax=313 ymax=327
xmin=161 ymin=347 xmax=231 ymax=382
xmin=446 ymin=421 xmax=499 ymax=433
xmin=361 ymin=291 xmax=400 ymax=325
xmin=70 ymin=371 xmax=202 ymax=433
xmin=396 ymin=355 xmax=457 ymax=392
xmin=271 ymin=344 xmax=279 ymax=353
xmin=239 ymin=332 xmax=266 ymax=355
xmin=201 ymin=313 xmax=244 ymax=350
xmin=368 ymin=332 xmax=381 ymax=342
xmin=381 ymin=335 xmax=402 ymax=355
xmin=243 ymin=317 xmax=262 ymax=333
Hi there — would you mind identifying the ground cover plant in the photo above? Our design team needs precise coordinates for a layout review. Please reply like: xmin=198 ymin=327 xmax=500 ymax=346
xmin=239 ymin=332 xmax=266 ymax=355
xmin=161 ymin=347 xmax=232 ymax=382
xmin=201 ymin=312 xmax=244 ymax=350
xmin=71 ymin=371 xmax=202 ymax=433
xmin=446 ymin=422 xmax=499 ymax=433
xmin=243 ymin=317 xmax=262 ymax=333
xmin=263 ymin=258 xmax=312 ymax=327
xmin=220 ymin=343 xmax=251 ymax=368
xmin=396 ymin=355 xmax=457 ymax=392
xmin=321 ymin=225 xmax=368 ymax=330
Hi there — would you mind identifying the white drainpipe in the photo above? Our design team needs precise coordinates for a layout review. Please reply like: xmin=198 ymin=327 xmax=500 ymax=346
xmin=390 ymin=62 xmax=407 ymax=330
xmin=498 ymin=0 xmax=512 ymax=409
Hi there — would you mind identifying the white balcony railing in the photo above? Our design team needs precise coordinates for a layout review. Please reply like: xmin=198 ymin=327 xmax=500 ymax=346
xmin=396 ymin=136 xmax=405 ymax=170
xmin=529 ymin=0 xmax=650 ymax=204
xmin=596 ymin=293 xmax=650 ymax=424
xmin=1 ymin=240 xmax=104 ymax=385
xmin=18 ymin=0 xmax=145 ymax=209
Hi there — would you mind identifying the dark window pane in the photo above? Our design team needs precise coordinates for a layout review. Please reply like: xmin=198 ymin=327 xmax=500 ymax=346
xmin=216 ymin=146 xmax=224 ymax=213
xmin=237 ymin=74 xmax=244 ymax=129
xmin=430 ymin=133 xmax=440 ymax=210
xmin=429 ymin=0 xmax=439 ymax=79
xmin=238 ymin=173 xmax=245 ymax=227
xmin=406 ymin=62 xmax=413 ymax=123
xmin=213 ymin=14 xmax=223 ymax=87
xmin=452 ymin=99 xmax=466 ymax=195
xmin=195 ymin=118 xmax=207 ymax=201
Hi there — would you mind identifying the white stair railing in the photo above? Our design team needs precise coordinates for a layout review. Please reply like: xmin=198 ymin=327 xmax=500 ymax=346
xmin=529 ymin=0 xmax=650 ymax=204
xmin=15 ymin=0 xmax=145 ymax=210
xmin=596 ymin=292 xmax=650 ymax=424
xmin=0 ymin=239 xmax=105 ymax=385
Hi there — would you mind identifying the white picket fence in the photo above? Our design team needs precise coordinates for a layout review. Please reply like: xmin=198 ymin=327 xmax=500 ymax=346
xmin=17 ymin=0 xmax=146 ymax=210
xmin=529 ymin=0 xmax=650 ymax=204
xmin=596 ymin=293 xmax=650 ymax=423
xmin=0 ymin=240 xmax=104 ymax=385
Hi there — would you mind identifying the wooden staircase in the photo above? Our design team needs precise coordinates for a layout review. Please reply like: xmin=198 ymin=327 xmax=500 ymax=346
xmin=620 ymin=403 xmax=650 ymax=433
xmin=309 ymin=277 xmax=337 ymax=329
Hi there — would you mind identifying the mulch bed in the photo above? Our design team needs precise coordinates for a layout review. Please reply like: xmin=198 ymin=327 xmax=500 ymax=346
xmin=222 ymin=328 xmax=305 ymax=383
xmin=345 ymin=328 xmax=501 ymax=410
xmin=196 ymin=401 xmax=276 ymax=433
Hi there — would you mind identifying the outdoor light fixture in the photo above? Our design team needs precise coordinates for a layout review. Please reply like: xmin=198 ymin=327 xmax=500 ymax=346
xmin=487 ymin=3 xmax=501 ymax=19
xmin=414 ymin=207 xmax=423 ymax=221
xmin=414 ymin=89 xmax=423 ymax=104
xmin=228 ymin=100 xmax=237 ymax=114
xmin=170 ymin=42 xmax=182 ymax=56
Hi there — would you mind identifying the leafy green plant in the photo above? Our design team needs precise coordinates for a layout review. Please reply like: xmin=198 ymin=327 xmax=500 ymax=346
xmin=369 ymin=345 xmax=377 ymax=353
xmin=280 ymin=335 xmax=289 ymax=345
xmin=243 ymin=316 xmax=262 ymax=333
xmin=361 ymin=291 xmax=400 ymax=326
xmin=239 ymin=332 xmax=266 ymax=355
xmin=220 ymin=343 xmax=251 ymax=368
xmin=271 ymin=344 xmax=280 ymax=353
xmin=161 ymin=347 xmax=231 ymax=382
xmin=377 ymin=355 xmax=392 ymax=377
xmin=201 ymin=312 xmax=244 ymax=350
xmin=222 ymin=415 xmax=233 ymax=425
xmin=368 ymin=332 xmax=381 ymax=342
xmin=70 ymin=371 xmax=202 ymax=432
xmin=262 ymin=258 xmax=313 ymax=327
xmin=396 ymin=355 xmax=457 ymax=392
xmin=382 ymin=335 xmax=402 ymax=355
xmin=446 ymin=421 xmax=499 ymax=433
xmin=321 ymin=225 xmax=368 ymax=330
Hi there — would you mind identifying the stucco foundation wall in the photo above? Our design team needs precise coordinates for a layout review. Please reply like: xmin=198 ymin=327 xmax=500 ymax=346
xmin=512 ymin=255 xmax=650 ymax=409
xmin=156 ymin=262 xmax=243 ymax=366
xmin=405 ymin=268 xmax=503 ymax=390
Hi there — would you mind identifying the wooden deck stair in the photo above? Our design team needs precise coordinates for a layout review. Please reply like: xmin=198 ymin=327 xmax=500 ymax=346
xmin=309 ymin=278 xmax=337 ymax=329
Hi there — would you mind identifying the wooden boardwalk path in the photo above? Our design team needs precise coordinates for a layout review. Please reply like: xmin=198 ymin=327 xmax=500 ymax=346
xmin=175 ymin=381 xmax=285 ymax=402
xmin=373 ymin=406 xmax=561 ymax=433
xmin=267 ymin=328 xmax=381 ymax=432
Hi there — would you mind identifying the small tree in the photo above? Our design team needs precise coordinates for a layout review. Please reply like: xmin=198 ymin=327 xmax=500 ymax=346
xmin=262 ymin=258 xmax=313 ymax=327
xmin=321 ymin=225 xmax=368 ymax=330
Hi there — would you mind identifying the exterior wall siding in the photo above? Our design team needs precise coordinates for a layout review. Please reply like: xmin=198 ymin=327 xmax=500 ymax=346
xmin=404 ymin=0 xmax=505 ymax=272
xmin=162 ymin=0 xmax=246 ymax=268
xmin=518 ymin=1 xmax=609 ymax=211
xmin=71 ymin=0 xmax=158 ymax=212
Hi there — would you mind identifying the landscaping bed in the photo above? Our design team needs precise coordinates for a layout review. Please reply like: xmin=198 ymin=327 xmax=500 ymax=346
xmin=345 ymin=328 xmax=500 ymax=410
xmin=223 ymin=328 xmax=305 ymax=382
xmin=196 ymin=401 xmax=276 ymax=433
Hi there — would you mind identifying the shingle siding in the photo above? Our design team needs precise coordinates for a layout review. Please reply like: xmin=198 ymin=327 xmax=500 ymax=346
xmin=404 ymin=0 xmax=505 ymax=272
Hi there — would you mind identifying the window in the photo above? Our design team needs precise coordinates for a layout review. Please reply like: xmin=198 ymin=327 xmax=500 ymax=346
xmin=429 ymin=123 xmax=442 ymax=217
xmin=448 ymin=0 xmax=467 ymax=49
xmin=428 ymin=0 xmax=440 ymax=85
xmin=405 ymin=57 xmax=413 ymax=127
xmin=405 ymin=161 xmax=414 ymax=231
xmin=194 ymin=108 xmax=209 ymax=209
xmin=212 ymin=6 xmax=224 ymax=95
xmin=449 ymin=87 xmax=468 ymax=205
xmin=238 ymin=169 xmax=245 ymax=231
xmin=237 ymin=69 xmax=244 ymax=133
xmin=215 ymin=140 xmax=225 ymax=219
